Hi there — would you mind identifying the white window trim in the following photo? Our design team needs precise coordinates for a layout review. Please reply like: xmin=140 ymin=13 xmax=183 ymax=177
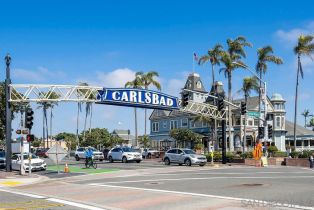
xmin=170 ymin=120 xmax=178 ymax=130
xmin=152 ymin=122 xmax=159 ymax=132
xmin=181 ymin=118 xmax=188 ymax=127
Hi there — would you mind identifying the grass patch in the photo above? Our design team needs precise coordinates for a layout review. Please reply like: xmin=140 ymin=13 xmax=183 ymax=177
xmin=47 ymin=165 xmax=119 ymax=174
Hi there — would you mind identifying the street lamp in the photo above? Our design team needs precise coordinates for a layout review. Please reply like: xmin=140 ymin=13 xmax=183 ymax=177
xmin=5 ymin=54 xmax=12 ymax=172
xmin=232 ymin=62 xmax=268 ymax=147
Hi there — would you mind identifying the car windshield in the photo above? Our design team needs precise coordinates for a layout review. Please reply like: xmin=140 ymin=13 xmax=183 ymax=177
xmin=183 ymin=149 xmax=196 ymax=154
xmin=122 ymin=148 xmax=135 ymax=152
xmin=0 ymin=152 xmax=5 ymax=158
xmin=22 ymin=154 xmax=38 ymax=159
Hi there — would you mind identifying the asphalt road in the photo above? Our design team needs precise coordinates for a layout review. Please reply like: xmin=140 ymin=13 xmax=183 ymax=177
xmin=8 ymin=164 xmax=314 ymax=210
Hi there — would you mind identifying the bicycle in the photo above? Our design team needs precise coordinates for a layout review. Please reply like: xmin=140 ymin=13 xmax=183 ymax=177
xmin=85 ymin=157 xmax=97 ymax=169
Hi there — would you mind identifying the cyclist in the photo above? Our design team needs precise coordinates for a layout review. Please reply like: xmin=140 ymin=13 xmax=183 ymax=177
xmin=85 ymin=146 xmax=94 ymax=167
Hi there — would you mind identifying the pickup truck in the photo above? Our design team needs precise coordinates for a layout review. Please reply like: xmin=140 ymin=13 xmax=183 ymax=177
xmin=142 ymin=148 xmax=160 ymax=158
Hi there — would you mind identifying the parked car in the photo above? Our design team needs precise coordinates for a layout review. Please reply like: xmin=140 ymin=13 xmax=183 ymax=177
xmin=142 ymin=148 xmax=160 ymax=158
xmin=35 ymin=148 xmax=49 ymax=158
xmin=107 ymin=147 xmax=142 ymax=163
xmin=0 ymin=151 xmax=5 ymax=168
xmin=163 ymin=148 xmax=207 ymax=166
xmin=11 ymin=153 xmax=47 ymax=171
xmin=75 ymin=147 xmax=104 ymax=161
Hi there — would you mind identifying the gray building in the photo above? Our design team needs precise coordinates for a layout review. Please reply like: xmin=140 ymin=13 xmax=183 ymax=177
xmin=111 ymin=129 xmax=135 ymax=146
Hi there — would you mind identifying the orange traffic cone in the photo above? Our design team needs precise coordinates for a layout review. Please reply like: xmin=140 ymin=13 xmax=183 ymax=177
xmin=64 ymin=163 xmax=69 ymax=173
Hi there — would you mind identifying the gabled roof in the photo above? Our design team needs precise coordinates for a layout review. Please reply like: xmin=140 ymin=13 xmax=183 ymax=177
xmin=285 ymin=120 xmax=314 ymax=136
xmin=233 ymin=96 xmax=274 ymax=112
xmin=183 ymin=73 xmax=207 ymax=93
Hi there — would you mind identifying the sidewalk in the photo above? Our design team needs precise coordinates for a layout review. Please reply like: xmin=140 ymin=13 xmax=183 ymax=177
xmin=0 ymin=170 xmax=46 ymax=187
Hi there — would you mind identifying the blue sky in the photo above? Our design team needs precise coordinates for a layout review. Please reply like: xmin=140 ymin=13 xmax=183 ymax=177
xmin=0 ymin=0 xmax=313 ymax=138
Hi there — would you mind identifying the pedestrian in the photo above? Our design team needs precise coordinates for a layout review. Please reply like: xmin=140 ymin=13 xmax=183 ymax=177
xmin=309 ymin=154 xmax=314 ymax=169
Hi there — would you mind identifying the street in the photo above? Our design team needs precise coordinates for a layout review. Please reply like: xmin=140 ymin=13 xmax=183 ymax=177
xmin=1 ymin=161 xmax=314 ymax=210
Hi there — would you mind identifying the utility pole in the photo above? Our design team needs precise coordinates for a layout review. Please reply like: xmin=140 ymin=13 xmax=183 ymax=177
xmin=5 ymin=54 xmax=12 ymax=172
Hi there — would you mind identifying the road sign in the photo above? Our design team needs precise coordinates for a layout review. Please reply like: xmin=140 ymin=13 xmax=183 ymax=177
xmin=247 ymin=111 xmax=260 ymax=118
xmin=97 ymin=88 xmax=179 ymax=110
xmin=47 ymin=144 xmax=67 ymax=164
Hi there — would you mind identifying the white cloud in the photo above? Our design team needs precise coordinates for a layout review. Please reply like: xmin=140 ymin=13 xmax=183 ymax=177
xmin=275 ymin=21 xmax=314 ymax=45
xmin=12 ymin=66 xmax=67 ymax=83
xmin=96 ymin=68 xmax=136 ymax=87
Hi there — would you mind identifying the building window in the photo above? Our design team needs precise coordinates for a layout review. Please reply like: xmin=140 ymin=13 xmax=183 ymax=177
xmin=202 ymin=121 xmax=208 ymax=127
xmin=170 ymin=120 xmax=178 ymax=130
xmin=254 ymin=119 xmax=259 ymax=126
xmin=281 ymin=116 xmax=285 ymax=128
xmin=276 ymin=117 xmax=280 ymax=128
xmin=196 ymin=81 xmax=202 ymax=89
xmin=181 ymin=118 xmax=188 ymax=127
xmin=152 ymin=122 xmax=159 ymax=132
xmin=163 ymin=121 xmax=167 ymax=128
xmin=235 ymin=117 xmax=241 ymax=126
xmin=248 ymin=120 xmax=253 ymax=126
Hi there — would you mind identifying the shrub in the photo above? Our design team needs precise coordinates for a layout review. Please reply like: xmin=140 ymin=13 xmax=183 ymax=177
xmin=298 ymin=150 xmax=314 ymax=158
xmin=241 ymin=151 xmax=253 ymax=159
xmin=268 ymin=145 xmax=278 ymax=153
xmin=290 ymin=151 xmax=300 ymax=158
xmin=273 ymin=151 xmax=288 ymax=157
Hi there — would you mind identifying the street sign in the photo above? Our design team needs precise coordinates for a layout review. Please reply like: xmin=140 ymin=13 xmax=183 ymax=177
xmin=47 ymin=144 xmax=67 ymax=164
xmin=97 ymin=88 xmax=179 ymax=110
xmin=247 ymin=111 xmax=260 ymax=118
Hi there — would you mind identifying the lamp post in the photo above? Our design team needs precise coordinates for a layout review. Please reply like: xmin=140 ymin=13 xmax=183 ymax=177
xmin=5 ymin=54 xmax=12 ymax=172
xmin=232 ymin=62 xmax=268 ymax=146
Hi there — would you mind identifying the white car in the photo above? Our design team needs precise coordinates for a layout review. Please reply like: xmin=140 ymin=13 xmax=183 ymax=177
xmin=107 ymin=147 xmax=142 ymax=163
xmin=142 ymin=148 xmax=160 ymax=158
xmin=11 ymin=153 xmax=47 ymax=171
xmin=75 ymin=147 xmax=104 ymax=161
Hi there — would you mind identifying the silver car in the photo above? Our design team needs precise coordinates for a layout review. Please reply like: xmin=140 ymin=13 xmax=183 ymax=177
xmin=163 ymin=148 xmax=207 ymax=166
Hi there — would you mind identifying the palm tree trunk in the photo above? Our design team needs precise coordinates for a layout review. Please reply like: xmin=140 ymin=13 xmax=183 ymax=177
xmin=83 ymin=103 xmax=88 ymax=142
xmin=43 ymin=107 xmax=45 ymax=149
xmin=243 ymin=95 xmax=248 ymax=153
xmin=258 ymin=70 xmax=262 ymax=127
xmin=89 ymin=103 xmax=93 ymax=133
xmin=228 ymin=73 xmax=233 ymax=151
xmin=304 ymin=116 xmax=307 ymax=128
xmin=134 ymin=108 xmax=138 ymax=146
xmin=50 ymin=108 xmax=53 ymax=148
xmin=144 ymin=109 xmax=147 ymax=136
xmin=44 ymin=108 xmax=48 ymax=149
xmin=293 ymin=56 xmax=300 ymax=149
xmin=76 ymin=103 xmax=80 ymax=148
xmin=211 ymin=64 xmax=215 ymax=85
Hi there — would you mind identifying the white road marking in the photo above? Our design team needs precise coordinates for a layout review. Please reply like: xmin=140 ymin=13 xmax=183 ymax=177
xmin=47 ymin=198 xmax=106 ymax=210
xmin=0 ymin=188 xmax=46 ymax=199
xmin=89 ymin=183 xmax=314 ymax=210
xmin=97 ymin=175 xmax=314 ymax=184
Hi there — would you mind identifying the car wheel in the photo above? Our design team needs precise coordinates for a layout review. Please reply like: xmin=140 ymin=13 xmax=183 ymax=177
xmin=75 ymin=155 xmax=80 ymax=161
xmin=178 ymin=163 xmax=183 ymax=166
xmin=136 ymin=160 xmax=141 ymax=163
xmin=164 ymin=157 xmax=170 ymax=165
xmin=108 ymin=156 xmax=113 ymax=163
xmin=199 ymin=164 xmax=205 ymax=167
xmin=99 ymin=159 xmax=103 ymax=162
xmin=122 ymin=156 xmax=128 ymax=163
xmin=147 ymin=153 xmax=152 ymax=159
xmin=184 ymin=158 xmax=192 ymax=166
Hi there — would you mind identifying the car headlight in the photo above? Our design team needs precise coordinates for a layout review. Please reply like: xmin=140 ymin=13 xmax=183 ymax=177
xmin=127 ymin=153 xmax=133 ymax=156
xmin=190 ymin=155 xmax=195 ymax=158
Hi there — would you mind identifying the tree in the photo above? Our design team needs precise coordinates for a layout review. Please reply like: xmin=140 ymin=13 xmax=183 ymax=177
xmin=137 ymin=71 xmax=161 ymax=136
xmin=55 ymin=132 xmax=77 ymax=151
xmin=237 ymin=77 xmax=259 ymax=152
xmin=80 ymin=128 xmax=111 ymax=148
xmin=37 ymin=91 xmax=60 ymax=149
xmin=125 ymin=73 xmax=144 ymax=146
xmin=293 ymin=35 xmax=314 ymax=147
xmin=138 ymin=135 xmax=151 ymax=148
xmin=310 ymin=118 xmax=314 ymax=131
xmin=169 ymin=128 xmax=202 ymax=148
xmin=256 ymin=46 xmax=283 ymax=123
xmin=301 ymin=109 xmax=313 ymax=128
xmin=108 ymin=134 xmax=124 ymax=148
xmin=199 ymin=44 xmax=224 ymax=85
xmin=192 ymin=115 xmax=213 ymax=152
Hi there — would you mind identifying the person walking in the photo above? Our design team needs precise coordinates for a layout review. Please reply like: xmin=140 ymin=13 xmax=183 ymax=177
xmin=309 ymin=154 xmax=314 ymax=169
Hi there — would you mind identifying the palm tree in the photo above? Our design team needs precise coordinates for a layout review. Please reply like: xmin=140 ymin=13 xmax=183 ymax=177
xmin=301 ymin=109 xmax=312 ymax=127
xmin=125 ymin=73 xmax=143 ymax=146
xmin=137 ymin=71 xmax=161 ymax=135
xmin=256 ymin=46 xmax=283 ymax=125
xmin=219 ymin=51 xmax=247 ymax=151
xmin=221 ymin=36 xmax=252 ymax=151
xmin=237 ymin=77 xmax=259 ymax=152
xmin=37 ymin=91 xmax=60 ymax=149
xmin=198 ymin=44 xmax=224 ymax=85
xmin=293 ymin=35 xmax=314 ymax=147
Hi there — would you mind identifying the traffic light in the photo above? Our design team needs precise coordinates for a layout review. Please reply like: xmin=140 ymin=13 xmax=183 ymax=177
xmin=217 ymin=96 xmax=224 ymax=111
xmin=258 ymin=126 xmax=264 ymax=139
xmin=241 ymin=101 xmax=247 ymax=115
xmin=181 ymin=92 xmax=189 ymax=107
xmin=26 ymin=134 xmax=34 ymax=142
xmin=268 ymin=124 xmax=273 ymax=138
xmin=25 ymin=108 xmax=34 ymax=130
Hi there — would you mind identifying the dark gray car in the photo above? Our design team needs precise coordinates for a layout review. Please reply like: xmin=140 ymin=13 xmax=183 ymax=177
xmin=163 ymin=148 xmax=207 ymax=166
xmin=0 ymin=151 xmax=6 ymax=168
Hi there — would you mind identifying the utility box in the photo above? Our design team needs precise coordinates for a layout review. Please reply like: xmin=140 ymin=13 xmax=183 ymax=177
xmin=11 ymin=142 xmax=30 ymax=154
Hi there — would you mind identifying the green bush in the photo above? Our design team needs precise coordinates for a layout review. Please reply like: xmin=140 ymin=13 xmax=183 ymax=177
xmin=273 ymin=151 xmax=288 ymax=157
xmin=268 ymin=145 xmax=278 ymax=153
xmin=298 ymin=150 xmax=314 ymax=158
xmin=241 ymin=151 xmax=253 ymax=159
xmin=290 ymin=151 xmax=300 ymax=158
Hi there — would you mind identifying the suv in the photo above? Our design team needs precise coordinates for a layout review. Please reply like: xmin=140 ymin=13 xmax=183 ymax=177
xmin=0 ymin=151 xmax=5 ymax=168
xmin=163 ymin=148 xmax=207 ymax=166
xmin=35 ymin=148 xmax=49 ymax=158
xmin=107 ymin=147 xmax=142 ymax=163
xmin=142 ymin=148 xmax=160 ymax=158
xmin=75 ymin=147 xmax=104 ymax=161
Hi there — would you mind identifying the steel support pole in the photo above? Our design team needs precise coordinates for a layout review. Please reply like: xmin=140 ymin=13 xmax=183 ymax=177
xmin=222 ymin=119 xmax=227 ymax=164
xmin=5 ymin=54 xmax=12 ymax=172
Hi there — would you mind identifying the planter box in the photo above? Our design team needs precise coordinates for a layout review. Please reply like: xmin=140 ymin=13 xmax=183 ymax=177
xmin=232 ymin=159 xmax=245 ymax=164
xmin=268 ymin=157 xmax=285 ymax=166
xmin=285 ymin=158 xmax=310 ymax=167
xmin=245 ymin=158 xmax=261 ymax=166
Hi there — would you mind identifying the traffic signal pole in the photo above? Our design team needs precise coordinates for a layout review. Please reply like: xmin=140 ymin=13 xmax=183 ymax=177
xmin=5 ymin=54 xmax=12 ymax=172
xmin=221 ymin=119 xmax=227 ymax=164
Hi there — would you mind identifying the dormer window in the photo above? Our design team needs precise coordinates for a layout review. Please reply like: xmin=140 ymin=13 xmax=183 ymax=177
xmin=187 ymin=80 xmax=192 ymax=88
xmin=196 ymin=81 xmax=202 ymax=89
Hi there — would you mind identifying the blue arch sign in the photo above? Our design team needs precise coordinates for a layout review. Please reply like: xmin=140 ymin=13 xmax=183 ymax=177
xmin=97 ymin=88 xmax=179 ymax=110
